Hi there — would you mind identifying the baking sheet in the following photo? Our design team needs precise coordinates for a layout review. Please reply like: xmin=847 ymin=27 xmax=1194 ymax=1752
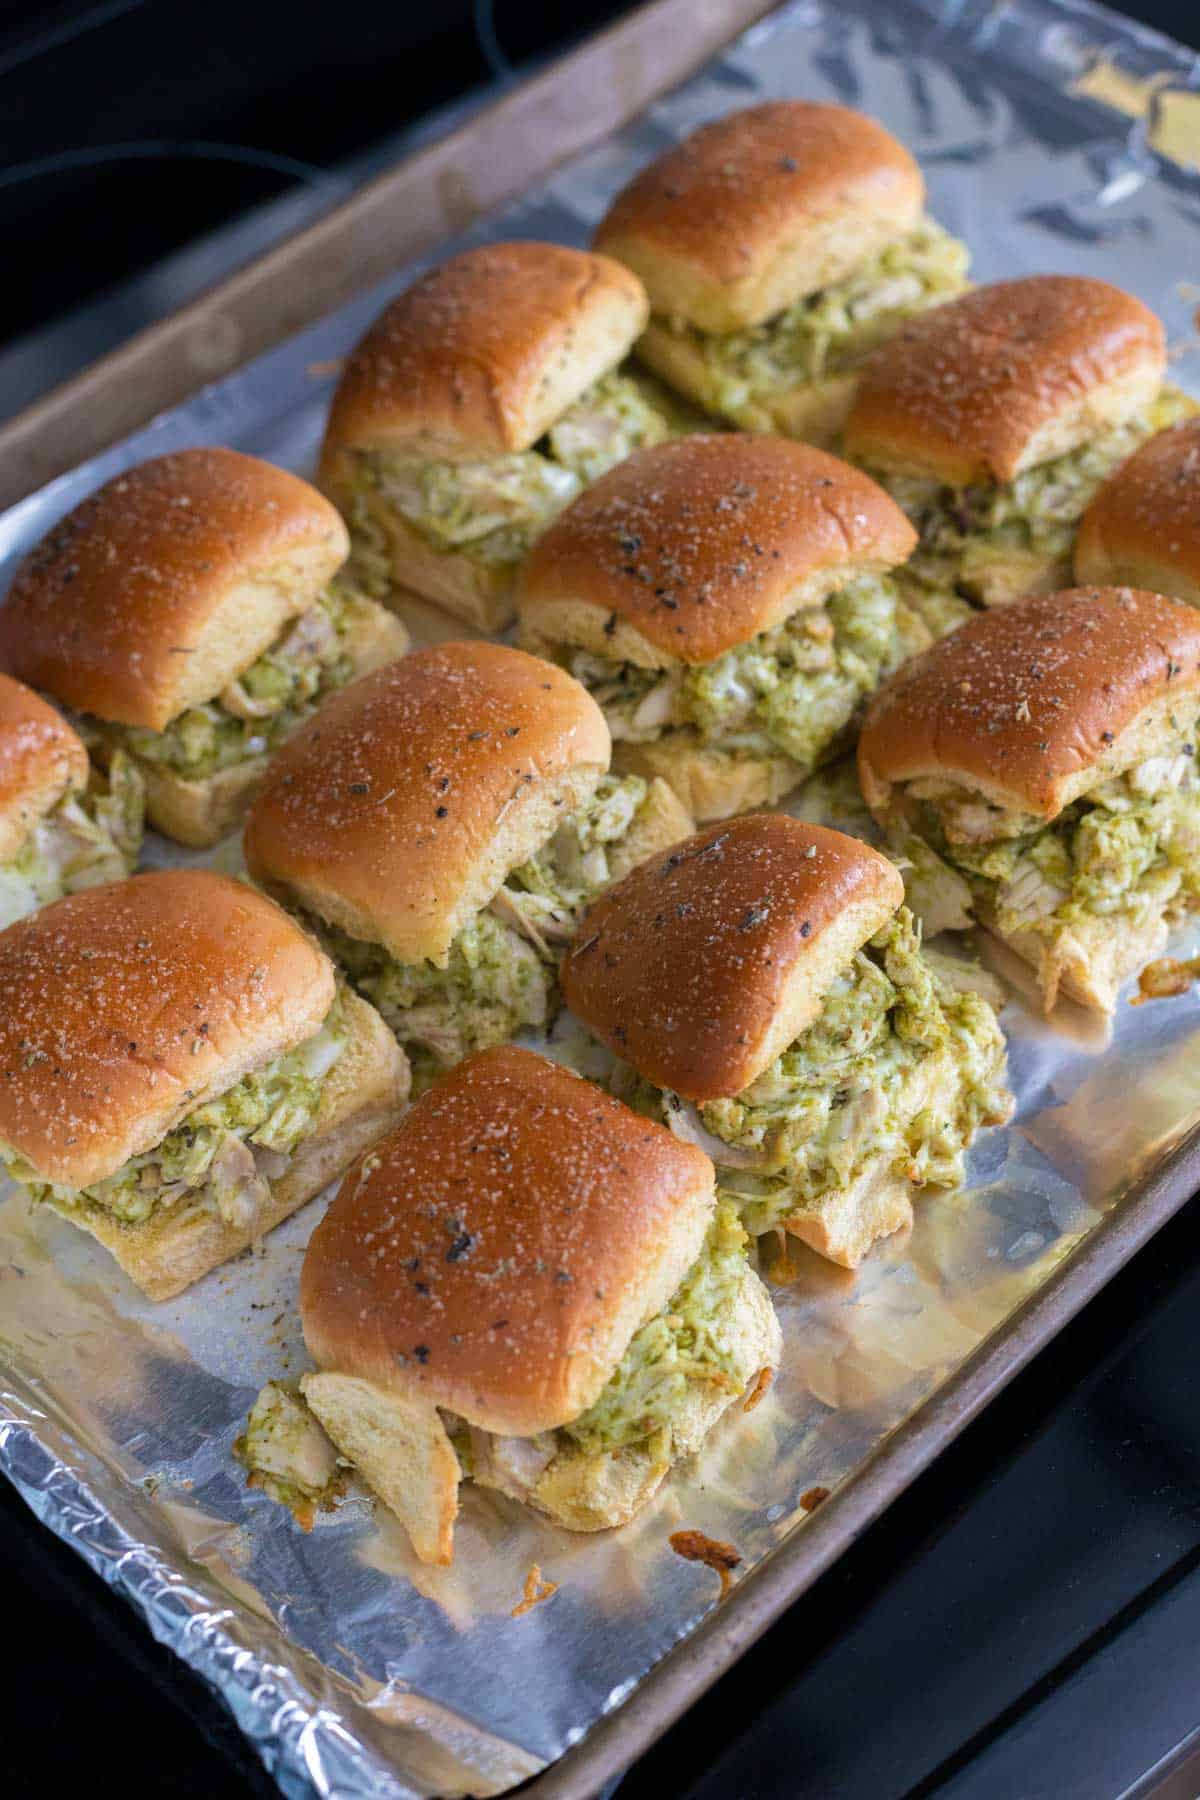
xmin=5 ymin=1 xmax=1200 ymax=1795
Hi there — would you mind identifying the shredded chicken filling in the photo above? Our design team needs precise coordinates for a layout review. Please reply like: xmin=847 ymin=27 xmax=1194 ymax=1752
xmin=660 ymin=220 xmax=969 ymax=417
xmin=0 ymin=750 xmax=144 ymax=931
xmin=103 ymin=583 xmax=370 ymax=780
xmin=347 ymin=372 xmax=672 ymax=574
xmin=662 ymin=910 xmax=1010 ymax=1235
xmin=562 ymin=574 xmax=925 ymax=777
xmin=876 ymin=388 xmax=1195 ymax=602
xmin=320 ymin=775 xmax=652 ymax=1074
xmin=2 ymin=995 xmax=348 ymax=1229
xmin=910 ymin=736 xmax=1200 ymax=945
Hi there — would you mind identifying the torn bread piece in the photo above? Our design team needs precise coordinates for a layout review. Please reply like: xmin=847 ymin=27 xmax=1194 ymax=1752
xmin=318 ymin=242 xmax=674 ymax=632
xmin=0 ymin=671 xmax=143 ymax=930
xmin=594 ymin=100 xmax=968 ymax=445
xmin=858 ymin=585 xmax=1200 ymax=1013
xmin=297 ymin=1045 xmax=779 ymax=1563
xmin=843 ymin=275 xmax=1191 ymax=615
xmin=0 ymin=870 xmax=408 ymax=1298
xmin=517 ymin=433 xmax=927 ymax=823
xmin=244 ymin=641 xmax=692 ymax=1086
xmin=0 ymin=447 xmax=408 ymax=847
xmin=561 ymin=815 xmax=1012 ymax=1268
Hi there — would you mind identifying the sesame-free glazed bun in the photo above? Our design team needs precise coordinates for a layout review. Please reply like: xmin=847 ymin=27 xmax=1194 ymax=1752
xmin=301 ymin=1045 xmax=715 ymax=1438
xmin=517 ymin=435 xmax=917 ymax=668
xmin=318 ymin=242 xmax=648 ymax=473
xmin=844 ymin=277 xmax=1165 ymax=486
xmin=594 ymin=102 xmax=924 ymax=334
xmin=0 ymin=674 xmax=89 ymax=863
xmin=0 ymin=870 xmax=335 ymax=1191
xmin=244 ymin=642 xmax=611 ymax=964
xmin=858 ymin=586 xmax=1200 ymax=824
xmin=0 ymin=449 xmax=350 ymax=732
xmin=563 ymin=816 xmax=903 ymax=1101
xmin=1076 ymin=418 xmax=1200 ymax=605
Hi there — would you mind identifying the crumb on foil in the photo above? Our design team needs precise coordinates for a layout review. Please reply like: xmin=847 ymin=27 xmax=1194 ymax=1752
xmin=669 ymin=1529 xmax=741 ymax=1598
xmin=511 ymin=1563 xmax=559 ymax=1618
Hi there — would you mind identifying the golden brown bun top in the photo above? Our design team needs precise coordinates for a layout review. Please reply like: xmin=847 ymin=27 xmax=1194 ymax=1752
xmin=563 ymin=815 xmax=904 ymax=1102
xmin=1075 ymin=417 xmax=1200 ymax=604
xmin=0 ymin=449 xmax=350 ymax=732
xmin=0 ymin=870 xmax=335 ymax=1192
xmin=243 ymin=642 xmax=610 ymax=965
xmin=517 ymin=435 xmax=917 ymax=667
xmin=318 ymin=242 xmax=648 ymax=467
xmin=594 ymin=101 xmax=924 ymax=333
xmin=300 ymin=1045 xmax=715 ymax=1438
xmin=844 ymin=276 xmax=1166 ymax=485
xmin=858 ymin=586 xmax=1200 ymax=821
xmin=0 ymin=674 xmax=89 ymax=863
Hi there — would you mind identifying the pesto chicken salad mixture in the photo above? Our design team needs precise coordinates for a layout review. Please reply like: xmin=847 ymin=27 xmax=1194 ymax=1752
xmin=99 ymin=582 xmax=375 ymax=782
xmin=614 ymin=909 xmax=1009 ymax=1236
xmin=342 ymin=372 xmax=673 ymax=586
xmin=561 ymin=574 xmax=928 ymax=778
xmin=449 ymin=1199 xmax=761 ymax=1500
xmin=0 ymin=750 xmax=144 ymax=932
xmin=1 ymin=992 xmax=349 ymax=1232
xmin=662 ymin=220 xmax=968 ymax=420
xmin=875 ymin=387 xmax=1195 ymax=606
xmin=319 ymin=774 xmax=655 ymax=1078
xmin=902 ymin=728 xmax=1200 ymax=953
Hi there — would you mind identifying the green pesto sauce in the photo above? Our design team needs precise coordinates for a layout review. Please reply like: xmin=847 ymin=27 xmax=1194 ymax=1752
xmin=877 ymin=387 xmax=1197 ymax=601
xmin=354 ymin=371 xmax=673 ymax=568
xmin=668 ymin=220 xmax=969 ymax=416
xmin=563 ymin=1199 xmax=752 ymax=1454
xmin=3 ymin=995 xmax=348 ymax=1225
xmin=321 ymin=775 xmax=651 ymax=1072
xmin=702 ymin=909 xmax=1009 ymax=1233
xmin=567 ymin=573 xmax=923 ymax=777
xmin=924 ymin=747 xmax=1200 ymax=945
xmin=0 ymin=750 xmax=144 ymax=932
xmin=112 ymin=582 xmax=367 ymax=780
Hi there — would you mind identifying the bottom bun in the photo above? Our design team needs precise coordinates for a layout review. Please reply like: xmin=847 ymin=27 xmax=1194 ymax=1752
xmin=365 ymin=498 xmax=517 ymax=635
xmin=614 ymin=736 xmax=800 ymax=824
xmin=606 ymin=775 xmax=695 ymax=883
xmin=979 ymin=895 xmax=1175 ymax=1015
xmin=636 ymin=320 xmax=857 ymax=446
xmin=138 ymin=598 xmax=409 ymax=847
xmin=48 ymin=987 xmax=409 ymax=1301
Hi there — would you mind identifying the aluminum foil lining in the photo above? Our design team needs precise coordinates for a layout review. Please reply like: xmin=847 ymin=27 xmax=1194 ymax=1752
xmin=4 ymin=1 xmax=1200 ymax=1793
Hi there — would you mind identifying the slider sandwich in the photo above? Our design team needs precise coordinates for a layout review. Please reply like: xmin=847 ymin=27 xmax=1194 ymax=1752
xmin=243 ymin=642 xmax=692 ymax=1083
xmin=0 ymin=672 xmax=143 ymax=930
xmin=1076 ymin=416 xmax=1200 ymax=604
xmin=0 ymin=448 xmax=408 ymax=847
xmin=858 ymin=586 xmax=1200 ymax=1013
xmin=517 ymin=433 xmax=929 ymax=822
xmin=594 ymin=101 xmax=969 ymax=444
xmin=0 ymin=871 xmax=407 ymax=1299
xmin=844 ymin=275 xmax=1192 ymax=612
xmin=318 ymin=242 xmax=674 ymax=633
xmin=293 ymin=1045 xmax=780 ymax=1562
xmin=561 ymin=815 xmax=1012 ymax=1269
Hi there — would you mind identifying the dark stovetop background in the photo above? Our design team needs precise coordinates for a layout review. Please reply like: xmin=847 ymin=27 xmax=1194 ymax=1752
xmin=4 ymin=4 xmax=1200 ymax=1797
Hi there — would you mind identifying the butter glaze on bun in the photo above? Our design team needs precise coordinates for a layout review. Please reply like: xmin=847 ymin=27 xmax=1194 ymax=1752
xmin=844 ymin=276 xmax=1165 ymax=486
xmin=595 ymin=102 xmax=924 ymax=334
xmin=300 ymin=1045 xmax=716 ymax=1439
xmin=563 ymin=815 xmax=903 ymax=1101
xmin=858 ymin=585 xmax=1200 ymax=822
xmin=0 ymin=449 xmax=350 ymax=731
